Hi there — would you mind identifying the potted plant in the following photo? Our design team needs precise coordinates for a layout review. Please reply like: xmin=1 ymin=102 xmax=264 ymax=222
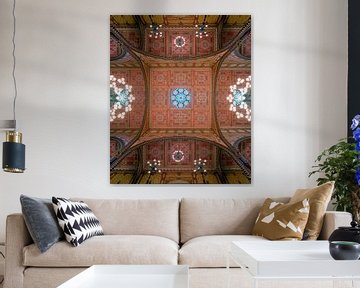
xmin=309 ymin=115 xmax=360 ymax=222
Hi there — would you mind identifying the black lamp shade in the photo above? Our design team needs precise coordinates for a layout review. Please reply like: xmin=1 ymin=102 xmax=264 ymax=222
xmin=3 ymin=141 xmax=25 ymax=173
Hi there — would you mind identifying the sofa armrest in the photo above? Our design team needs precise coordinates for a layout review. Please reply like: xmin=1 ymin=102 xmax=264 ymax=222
xmin=4 ymin=213 xmax=33 ymax=288
xmin=318 ymin=211 xmax=352 ymax=240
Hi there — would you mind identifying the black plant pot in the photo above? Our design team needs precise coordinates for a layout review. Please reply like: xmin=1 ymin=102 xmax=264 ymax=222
xmin=329 ymin=221 xmax=360 ymax=244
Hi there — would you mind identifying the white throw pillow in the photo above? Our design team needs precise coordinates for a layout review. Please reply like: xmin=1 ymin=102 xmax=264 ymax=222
xmin=52 ymin=197 xmax=103 ymax=247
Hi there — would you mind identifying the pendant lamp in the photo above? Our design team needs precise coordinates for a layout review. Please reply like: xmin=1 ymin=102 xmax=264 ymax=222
xmin=1 ymin=0 xmax=26 ymax=173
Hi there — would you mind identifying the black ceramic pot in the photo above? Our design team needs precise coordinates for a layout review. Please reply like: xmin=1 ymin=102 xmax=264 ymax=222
xmin=329 ymin=241 xmax=360 ymax=260
xmin=328 ymin=221 xmax=360 ymax=244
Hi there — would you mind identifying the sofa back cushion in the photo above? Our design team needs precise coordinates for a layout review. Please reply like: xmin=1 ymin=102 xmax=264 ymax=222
xmin=72 ymin=198 xmax=179 ymax=243
xmin=180 ymin=198 xmax=289 ymax=243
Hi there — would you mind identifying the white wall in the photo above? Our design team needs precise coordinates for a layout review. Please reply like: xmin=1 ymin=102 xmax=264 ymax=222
xmin=0 ymin=0 xmax=348 ymax=242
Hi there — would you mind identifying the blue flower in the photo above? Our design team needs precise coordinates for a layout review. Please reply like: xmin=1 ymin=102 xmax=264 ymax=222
xmin=353 ymin=128 xmax=360 ymax=142
xmin=357 ymin=142 xmax=360 ymax=152
xmin=352 ymin=115 xmax=360 ymax=130
xmin=356 ymin=167 xmax=360 ymax=186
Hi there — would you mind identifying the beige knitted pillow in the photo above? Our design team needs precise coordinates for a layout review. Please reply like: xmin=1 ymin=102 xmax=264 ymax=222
xmin=252 ymin=198 xmax=310 ymax=240
xmin=290 ymin=181 xmax=334 ymax=240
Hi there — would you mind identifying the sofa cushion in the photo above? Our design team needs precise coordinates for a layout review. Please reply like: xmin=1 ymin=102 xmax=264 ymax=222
xmin=52 ymin=197 xmax=104 ymax=247
xmin=23 ymin=235 xmax=179 ymax=267
xmin=20 ymin=195 xmax=64 ymax=253
xmin=72 ymin=199 xmax=179 ymax=243
xmin=179 ymin=235 xmax=267 ymax=268
xmin=290 ymin=181 xmax=334 ymax=240
xmin=252 ymin=198 xmax=310 ymax=240
xmin=180 ymin=198 xmax=289 ymax=243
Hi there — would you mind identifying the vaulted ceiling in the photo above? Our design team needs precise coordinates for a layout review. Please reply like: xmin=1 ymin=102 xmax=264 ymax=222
xmin=109 ymin=15 xmax=251 ymax=184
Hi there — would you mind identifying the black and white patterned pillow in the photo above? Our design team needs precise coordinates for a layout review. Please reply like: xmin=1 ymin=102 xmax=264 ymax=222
xmin=52 ymin=197 xmax=104 ymax=247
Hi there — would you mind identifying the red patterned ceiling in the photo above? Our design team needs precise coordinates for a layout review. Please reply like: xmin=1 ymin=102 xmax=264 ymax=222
xmin=110 ymin=15 xmax=251 ymax=182
xmin=149 ymin=68 xmax=212 ymax=129
xmin=144 ymin=139 xmax=216 ymax=171
xmin=145 ymin=29 xmax=216 ymax=57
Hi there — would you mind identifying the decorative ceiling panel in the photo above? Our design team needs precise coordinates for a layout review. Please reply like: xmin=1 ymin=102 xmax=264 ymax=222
xmin=149 ymin=68 xmax=212 ymax=129
xmin=110 ymin=67 xmax=145 ymax=130
xmin=110 ymin=15 xmax=252 ymax=184
xmin=216 ymin=69 xmax=251 ymax=128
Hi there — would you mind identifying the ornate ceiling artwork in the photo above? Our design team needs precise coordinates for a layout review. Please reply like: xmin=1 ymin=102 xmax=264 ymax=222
xmin=110 ymin=15 xmax=251 ymax=184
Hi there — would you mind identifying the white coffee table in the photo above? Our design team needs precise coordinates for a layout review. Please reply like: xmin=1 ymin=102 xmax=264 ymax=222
xmin=228 ymin=241 xmax=360 ymax=288
xmin=58 ymin=265 xmax=189 ymax=288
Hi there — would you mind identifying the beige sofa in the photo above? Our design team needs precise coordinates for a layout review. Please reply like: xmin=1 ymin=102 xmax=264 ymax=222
xmin=4 ymin=198 xmax=352 ymax=288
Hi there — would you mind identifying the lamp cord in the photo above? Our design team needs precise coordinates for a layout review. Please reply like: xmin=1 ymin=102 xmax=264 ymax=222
xmin=0 ymin=251 xmax=4 ymax=284
xmin=12 ymin=0 xmax=18 ymax=130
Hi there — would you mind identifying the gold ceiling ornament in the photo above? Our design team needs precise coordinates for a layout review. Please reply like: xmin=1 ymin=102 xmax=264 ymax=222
xmin=172 ymin=148 xmax=185 ymax=162
xmin=147 ymin=159 xmax=162 ymax=174
xmin=174 ymin=36 xmax=186 ymax=48
xmin=148 ymin=15 xmax=163 ymax=39
xmin=109 ymin=75 xmax=135 ymax=122
xmin=149 ymin=23 xmax=163 ymax=39
xmin=193 ymin=158 xmax=207 ymax=173
xmin=227 ymin=75 xmax=252 ymax=122
xmin=195 ymin=15 xmax=209 ymax=39
xmin=195 ymin=23 xmax=209 ymax=38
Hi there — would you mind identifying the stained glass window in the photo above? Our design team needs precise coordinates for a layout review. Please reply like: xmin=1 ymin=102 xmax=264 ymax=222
xmin=171 ymin=88 xmax=191 ymax=108
xmin=232 ymin=89 xmax=246 ymax=106
xmin=117 ymin=89 xmax=131 ymax=107
xmin=174 ymin=36 xmax=186 ymax=47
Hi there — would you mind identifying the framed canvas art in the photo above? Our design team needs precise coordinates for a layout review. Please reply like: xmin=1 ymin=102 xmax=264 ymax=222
xmin=110 ymin=15 xmax=251 ymax=184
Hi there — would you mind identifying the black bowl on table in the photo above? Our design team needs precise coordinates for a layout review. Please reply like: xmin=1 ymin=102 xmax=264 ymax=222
xmin=329 ymin=241 xmax=360 ymax=260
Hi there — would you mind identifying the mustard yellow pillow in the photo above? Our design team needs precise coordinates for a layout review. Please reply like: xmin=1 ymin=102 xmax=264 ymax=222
xmin=252 ymin=198 xmax=310 ymax=240
xmin=289 ymin=181 xmax=334 ymax=240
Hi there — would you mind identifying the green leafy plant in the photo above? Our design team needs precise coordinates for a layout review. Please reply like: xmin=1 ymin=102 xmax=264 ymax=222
xmin=309 ymin=140 xmax=360 ymax=211
xmin=310 ymin=115 xmax=360 ymax=222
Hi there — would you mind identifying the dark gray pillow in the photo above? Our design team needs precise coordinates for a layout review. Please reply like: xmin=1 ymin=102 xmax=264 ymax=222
xmin=20 ymin=195 xmax=64 ymax=253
